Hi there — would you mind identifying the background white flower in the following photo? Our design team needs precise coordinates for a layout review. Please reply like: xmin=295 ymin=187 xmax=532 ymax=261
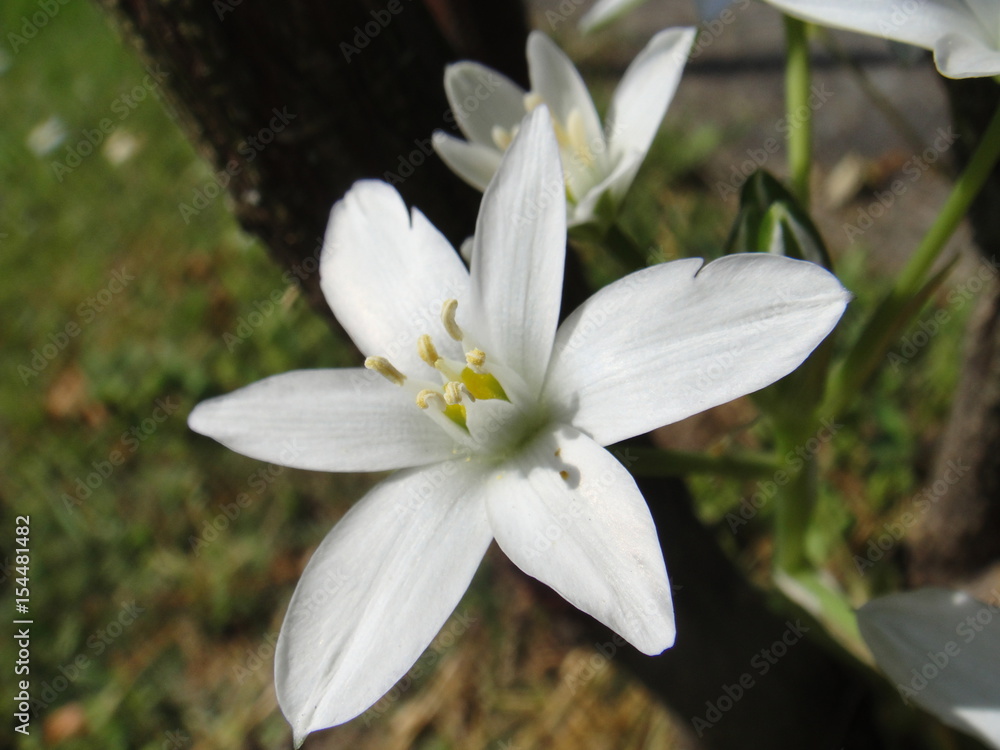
xmin=190 ymin=107 xmax=849 ymax=743
xmin=858 ymin=587 xmax=1000 ymax=748
xmin=761 ymin=0 xmax=1000 ymax=78
xmin=432 ymin=28 xmax=696 ymax=227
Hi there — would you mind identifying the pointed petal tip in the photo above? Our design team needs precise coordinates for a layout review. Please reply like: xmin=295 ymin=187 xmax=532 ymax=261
xmin=633 ymin=621 xmax=676 ymax=656
xmin=186 ymin=397 xmax=219 ymax=438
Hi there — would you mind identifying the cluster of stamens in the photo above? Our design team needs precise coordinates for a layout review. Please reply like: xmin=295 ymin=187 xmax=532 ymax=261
xmin=365 ymin=299 xmax=508 ymax=433
xmin=489 ymin=93 xmax=596 ymax=178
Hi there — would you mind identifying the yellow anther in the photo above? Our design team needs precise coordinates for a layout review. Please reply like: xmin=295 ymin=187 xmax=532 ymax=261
xmin=441 ymin=299 xmax=463 ymax=341
xmin=491 ymin=125 xmax=513 ymax=151
xmin=417 ymin=334 xmax=439 ymax=368
xmin=365 ymin=356 xmax=406 ymax=386
xmin=444 ymin=381 xmax=473 ymax=405
xmin=416 ymin=389 xmax=445 ymax=411
xmin=466 ymin=348 xmax=486 ymax=371
xmin=524 ymin=92 xmax=544 ymax=112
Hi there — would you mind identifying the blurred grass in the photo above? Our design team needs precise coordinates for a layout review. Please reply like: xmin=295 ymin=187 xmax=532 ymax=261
xmin=1 ymin=1 xmax=363 ymax=747
xmin=0 ymin=2 xmax=972 ymax=749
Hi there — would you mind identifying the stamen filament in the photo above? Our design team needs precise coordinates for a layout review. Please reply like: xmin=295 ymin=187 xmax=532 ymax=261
xmin=416 ymin=389 xmax=445 ymax=411
xmin=434 ymin=358 xmax=462 ymax=382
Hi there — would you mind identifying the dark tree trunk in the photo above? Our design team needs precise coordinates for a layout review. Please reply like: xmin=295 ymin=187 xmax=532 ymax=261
xmin=907 ymin=79 xmax=1000 ymax=591
xmin=95 ymin=3 xmax=898 ymax=747
xmin=95 ymin=0 xmax=529 ymax=320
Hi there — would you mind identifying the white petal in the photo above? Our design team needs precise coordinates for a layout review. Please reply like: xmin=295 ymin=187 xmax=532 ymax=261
xmin=320 ymin=180 xmax=470 ymax=373
xmin=526 ymin=32 xmax=605 ymax=151
xmin=432 ymin=131 xmax=502 ymax=192
xmin=761 ymin=0 xmax=1000 ymax=78
xmin=188 ymin=369 xmax=459 ymax=472
xmin=579 ymin=0 xmax=649 ymax=33
xmin=858 ymin=588 xmax=1000 ymax=749
xmin=469 ymin=106 xmax=566 ymax=397
xmin=275 ymin=463 xmax=493 ymax=743
xmin=484 ymin=425 xmax=675 ymax=654
xmin=443 ymin=61 xmax=528 ymax=146
xmin=570 ymin=146 xmax=642 ymax=226
xmin=605 ymin=28 xmax=695 ymax=198
xmin=544 ymin=254 xmax=849 ymax=446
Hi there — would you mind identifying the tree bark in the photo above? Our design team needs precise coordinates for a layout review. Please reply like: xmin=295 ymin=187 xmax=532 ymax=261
xmin=95 ymin=0 xmax=529 ymax=320
xmin=907 ymin=79 xmax=1000 ymax=591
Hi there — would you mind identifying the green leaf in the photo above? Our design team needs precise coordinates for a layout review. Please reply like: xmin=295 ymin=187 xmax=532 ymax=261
xmin=725 ymin=170 xmax=833 ymax=269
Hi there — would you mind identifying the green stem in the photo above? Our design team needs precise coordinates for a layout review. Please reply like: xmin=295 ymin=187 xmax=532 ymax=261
xmin=784 ymin=16 xmax=813 ymax=206
xmin=896 ymin=99 xmax=1000 ymax=294
xmin=772 ymin=424 xmax=816 ymax=573
xmin=604 ymin=221 xmax=649 ymax=271
xmin=829 ymin=98 xmax=1000 ymax=411
xmin=622 ymin=446 xmax=778 ymax=480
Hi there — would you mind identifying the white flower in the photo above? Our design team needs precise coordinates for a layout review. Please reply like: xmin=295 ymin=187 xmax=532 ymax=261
xmin=760 ymin=0 xmax=1000 ymax=78
xmin=858 ymin=587 xmax=1000 ymax=748
xmin=432 ymin=28 xmax=696 ymax=228
xmin=189 ymin=107 xmax=849 ymax=743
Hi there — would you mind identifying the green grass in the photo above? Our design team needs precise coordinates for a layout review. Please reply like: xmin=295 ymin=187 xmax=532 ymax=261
xmin=1 ymin=2 xmax=361 ymax=747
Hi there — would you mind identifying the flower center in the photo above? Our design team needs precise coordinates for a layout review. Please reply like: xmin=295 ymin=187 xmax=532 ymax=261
xmin=489 ymin=93 xmax=598 ymax=203
xmin=365 ymin=299 xmax=509 ymax=436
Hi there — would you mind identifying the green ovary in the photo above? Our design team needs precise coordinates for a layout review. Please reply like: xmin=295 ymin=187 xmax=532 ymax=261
xmin=461 ymin=368 xmax=509 ymax=402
